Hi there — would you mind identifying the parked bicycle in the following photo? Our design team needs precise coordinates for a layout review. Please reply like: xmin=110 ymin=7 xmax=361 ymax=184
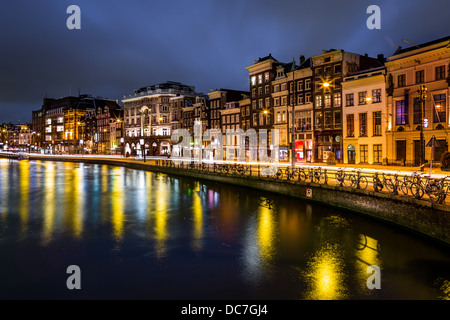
xmin=399 ymin=172 xmax=421 ymax=196
xmin=335 ymin=168 xmax=346 ymax=187
xmin=409 ymin=174 xmax=441 ymax=202
xmin=345 ymin=170 xmax=368 ymax=190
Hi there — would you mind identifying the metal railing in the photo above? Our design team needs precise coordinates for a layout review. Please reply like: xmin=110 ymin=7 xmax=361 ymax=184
xmin=158 ymin=160 xmax=450 ymax=205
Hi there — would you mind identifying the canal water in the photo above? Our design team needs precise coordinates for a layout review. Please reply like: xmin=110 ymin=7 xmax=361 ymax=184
xmin=0 ymin=159 xmax=449 ymax=300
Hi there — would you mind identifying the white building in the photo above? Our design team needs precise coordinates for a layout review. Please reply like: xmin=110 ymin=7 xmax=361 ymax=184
xmin=342 ymin=66 xmax=387 ymax=164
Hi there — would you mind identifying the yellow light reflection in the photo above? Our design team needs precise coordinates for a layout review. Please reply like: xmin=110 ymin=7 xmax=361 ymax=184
xmin=304 ymin=244 xmax=347 ymax=300
xmin=257 ymin=203 xmax=275 ymax=263
xmin=111 ymin=167 xmax=125 ymax=242
xmin=72 ymin=164 xmax=84 ymax=239
xmin=154 ymin=174 xmax=168 ymax=258
xmin=0 ymin=160 xmax=9 ymax=223
xmin=355 ymin=234 xmax=381 ymax=292
xmin=19 ymin=161 xmax=30 ymax=234
xmin=191 ymin=182 xmax=203 ymax=251
xmin=42 ymin=163 xmax=56 ymax=245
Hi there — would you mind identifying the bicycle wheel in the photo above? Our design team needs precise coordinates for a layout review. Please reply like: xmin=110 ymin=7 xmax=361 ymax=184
xmin=373 ymin=178 xmax=382 ymax=192
xmin=320 ymin=172 xmax=327 ymax=184
xmin=358 ymin=176 xmax=368 ymax=190
xmin=428 ymin=183 xmax=441 ymax=203
xmin=298 ymin=171 xmax=307 ymax=182
xmin=384 ymin=179 xmax=395 ymax=194
xmin=290 ymin=169 xmax=299 ymax=181
xmin=344 ymin=175 xmax=355 ymax=187
xmin=335 ymin=173 xmax=343 ymax=186
xmin=400 ymin=181 xmax=409 ymax=196
xmin=410 ymin=182 xmax=424 ymax=199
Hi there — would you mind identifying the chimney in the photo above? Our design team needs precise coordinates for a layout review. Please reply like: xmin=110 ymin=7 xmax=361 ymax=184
xmin=299 ymin=55 xmax=305 ymax=64
xmin=377 ymin=54 xmax=385 ymax=63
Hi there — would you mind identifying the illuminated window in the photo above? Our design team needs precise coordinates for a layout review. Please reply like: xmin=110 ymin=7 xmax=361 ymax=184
xmin=324 ymin=94 xmax=331 ymax=107
xmin=265 ymin=72 xmax=270 ymax=82
xmin=334 ymin=93 xmax=341 ymax=107
xmin=315 ymin=95 xmax=322 ymax=108
xmin=396 ymin=100 xmax=408 ymax=125
xmin=251 ymin=76 xmax=257 ymax=86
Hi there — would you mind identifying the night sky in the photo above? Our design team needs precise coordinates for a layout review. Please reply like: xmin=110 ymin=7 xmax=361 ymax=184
xmin=1 ymin=0 xmax=449 ymax=123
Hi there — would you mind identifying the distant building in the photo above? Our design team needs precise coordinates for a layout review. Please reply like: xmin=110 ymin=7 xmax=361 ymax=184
xmin=122 ymin=81 xmax=197 ymax=156
xmin=32 ymin=95 xmax=121 ymax=153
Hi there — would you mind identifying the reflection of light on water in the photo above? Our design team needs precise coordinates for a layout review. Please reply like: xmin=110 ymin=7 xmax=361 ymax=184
xmin=154 ymin=175 xmax=168 ymax=259
xmin=72 ymin=164 xmax=84 ymax=239
xmin=436 ymin=279 xmax=450 ymax=300
xmin=19 ymin=161 xmax=30 ymax=234
xmin=111 ymin=167 xmax=125 ymax=242
xmin=192 ymin=182 xmax=203 ymax=251
xmin=303 ymin=243 xmax=347 ymax=300
xmin=42 ymin=163 xmax=56 ymax=245
xmin=257 ymin=204 xmax=275 ymax=262
xmin=0 ymin=160 xmax=9 ymax=222
xmin=242 ymin=200 xmax=276 ymax=286
xmin=355 ymin=234 xmax=381 ymax=292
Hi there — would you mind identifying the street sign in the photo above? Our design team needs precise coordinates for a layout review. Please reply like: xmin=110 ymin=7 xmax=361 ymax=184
xmin=426 ymin=135 xmax=440 ymax=148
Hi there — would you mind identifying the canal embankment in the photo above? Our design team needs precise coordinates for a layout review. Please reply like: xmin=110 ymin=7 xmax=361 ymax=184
xmin=4 ymin=153 xmax=450 ymax=247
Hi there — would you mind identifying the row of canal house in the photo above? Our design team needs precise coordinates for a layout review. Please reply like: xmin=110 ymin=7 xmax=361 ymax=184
xmin=120 ymin=35 xmax=450 ymax=165
xmin=245 ymin=35 xmax=450 ymax=165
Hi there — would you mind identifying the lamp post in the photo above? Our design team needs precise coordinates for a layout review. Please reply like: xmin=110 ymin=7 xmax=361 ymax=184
xmin=418 ymin=84 xmax=427 ymax=166
xmin=140 ymin=138 xmax=146 ymax=162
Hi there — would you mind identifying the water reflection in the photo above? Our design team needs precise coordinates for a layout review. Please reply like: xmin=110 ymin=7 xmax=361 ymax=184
xmin=191 ymin=182 xmax=203 ymax=251
xmin=111 ymin=167 xmax=125 ymax=242
xmin=0 ymin=159 xmax=449 ymax=300
xmin=42 ymin=162 xmax=55 ymax=245
xmin=19 ymin=161 xmax=29 ymax=235
xmin=153 ymin=173 xmax=169 ymax=259
xmin=303 ymin=243 xmax=347 ymax=300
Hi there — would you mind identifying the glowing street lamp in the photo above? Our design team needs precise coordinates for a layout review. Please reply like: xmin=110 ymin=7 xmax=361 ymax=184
xmin=140 ymin=138 xmax=146 ymax=162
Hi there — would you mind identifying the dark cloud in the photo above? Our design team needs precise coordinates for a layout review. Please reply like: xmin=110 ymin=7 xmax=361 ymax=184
xmin=1 ymin=0 xmax=449 ymax=123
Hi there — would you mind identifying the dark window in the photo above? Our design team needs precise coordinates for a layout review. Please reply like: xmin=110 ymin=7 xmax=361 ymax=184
xmin=396 ymin=140 xmax=406 ymax=161
xmin=416 ymin=70 xmax=424 ymax=84
xmin=346 ymin=114 xmax=354 ymax=137
xmin=373 ymin=144 xmax=382 ymax=164
xmin=346 ymin=93 xmax=354 ymax=106
xmin=413 ymin=98 xmax=421 ymax=124
xmin=358 ymin=92 xmax=367 ymax=105
xmin=373 ymin=111 xmax=382 ymax=136
xmin=436 ymin=66 xmax=445 ymax=80
xmin=398 ymin=74 xmax=406 ymax=87
xmin=359 ymin=113 xmax=367 ymax=137
xmin=360 ymin=145 xmax=368 ymax=163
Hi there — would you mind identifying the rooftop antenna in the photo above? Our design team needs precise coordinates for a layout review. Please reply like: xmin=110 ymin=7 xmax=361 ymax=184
xmin=402 ymin=39 xmax=421 ymax=49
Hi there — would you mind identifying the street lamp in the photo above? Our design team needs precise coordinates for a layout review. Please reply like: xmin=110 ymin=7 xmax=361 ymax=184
xmin=80 ymin=139 xmax=84 ymax=156
xmin=418 ymin=84 xmax=427 ymax=166
xmin=140 ymin=138 xmax=146 ymax=162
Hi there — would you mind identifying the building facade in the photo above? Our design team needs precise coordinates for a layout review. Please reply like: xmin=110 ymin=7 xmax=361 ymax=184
xmin=385 ymin=36 xmax=450 ymax=166
xmin=342 ymin=66 xmax=387 ymax=164
xmin=312 ymin=49 xmax=383 ymax=162
xmin=122 ymin=81 xmax=197 ymax=157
